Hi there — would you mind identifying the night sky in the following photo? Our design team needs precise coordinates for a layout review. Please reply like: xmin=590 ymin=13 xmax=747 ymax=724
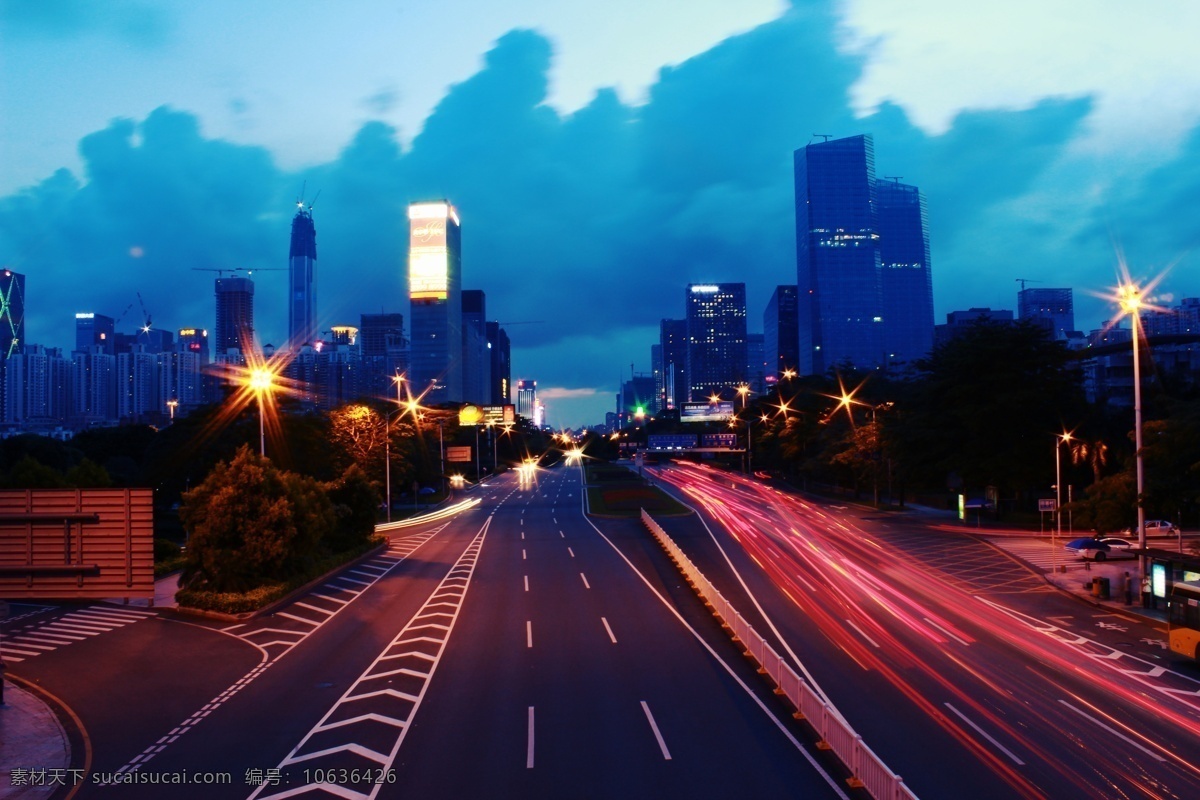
xmin=3 ymin=0 xmax=1198 ymax=426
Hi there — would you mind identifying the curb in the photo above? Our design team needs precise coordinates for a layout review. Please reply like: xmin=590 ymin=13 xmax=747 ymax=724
xmin=3 ymin=673 xmax=91 ymax=800
xmin=170 ymin=541 xmax=388 ymax=623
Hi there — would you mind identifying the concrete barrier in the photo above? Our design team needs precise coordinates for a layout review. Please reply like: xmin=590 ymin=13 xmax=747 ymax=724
xmin=641 ymin=508 xmax=918 ymax=800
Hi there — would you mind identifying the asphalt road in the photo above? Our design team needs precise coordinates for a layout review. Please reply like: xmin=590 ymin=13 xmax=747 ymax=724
xmin=5 ymin=465 xmax=850 ymax=800
xmin=649 ymin=462 xmax=1200 ymax=800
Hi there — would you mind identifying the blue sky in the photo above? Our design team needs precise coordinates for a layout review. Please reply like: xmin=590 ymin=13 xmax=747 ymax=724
xmin=2 ymin=0 xmax=1199 ymax=427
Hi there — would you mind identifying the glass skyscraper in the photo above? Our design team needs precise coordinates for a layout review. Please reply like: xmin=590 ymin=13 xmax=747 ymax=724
xmin=288 ymin=205 xmax=318 ymax=348
xmin=659 ymin=318 xmax=687 ymax=410
xmin=764 ymin=285 xmax=799 ymax=378
xmin=794 ymin=134 xmax=883 ymax=375
xmin=685 ymin=283 xmax=747 ymax=401
xmin=877 ymin=179 xmax=934 ymax=366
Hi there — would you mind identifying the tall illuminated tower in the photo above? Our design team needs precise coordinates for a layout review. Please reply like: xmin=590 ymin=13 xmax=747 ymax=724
xmin=685 ymin=283 xmax=747 ymax=401
xmin=0 ymin=269 xmax=25 ymax=358
xmin=289 ymin=203 xmax=318 ymax=347
xmin=408 ymin=201 xmax=462 ymax=403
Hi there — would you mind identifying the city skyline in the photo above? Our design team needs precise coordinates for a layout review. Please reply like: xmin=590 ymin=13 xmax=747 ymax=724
xmin=3 ymin=1 xmax=1199 ymax=426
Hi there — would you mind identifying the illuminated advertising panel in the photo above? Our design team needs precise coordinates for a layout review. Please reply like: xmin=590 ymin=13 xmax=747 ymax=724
xmin=481 ymin=405 xmax=516 ymax=424
xmin=408 ymin=203 xmax=452 ymax=301
xmin=680 ymin=401 xmax=735 ymax=422
xmin=459 ymin=405 xmax=482 ymax=425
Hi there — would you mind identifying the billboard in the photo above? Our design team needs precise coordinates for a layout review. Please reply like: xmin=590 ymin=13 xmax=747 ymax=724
xmin=481 ymin=405 xmax=516 ymax=424
xmin=680 ymin=401 xmax=735 ymax=423
xmin=446 ymin=446 xmax=473 ymax=463
xmin=409 ymin=203 xmax=453 ymax=301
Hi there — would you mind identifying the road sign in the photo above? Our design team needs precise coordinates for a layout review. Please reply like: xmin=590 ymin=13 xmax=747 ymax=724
xmin=446 ymin=446 xmax=472 ymax=463
xmin=1038 ymin=498 xmax=1057 ymax=512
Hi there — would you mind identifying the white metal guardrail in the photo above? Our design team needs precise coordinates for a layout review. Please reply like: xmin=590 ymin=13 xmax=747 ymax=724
xmin=641 ymin=509 xmax=918 ymax=800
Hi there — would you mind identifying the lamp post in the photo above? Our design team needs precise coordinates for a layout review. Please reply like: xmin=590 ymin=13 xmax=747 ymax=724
xmin=166 ymin=399 xmax=178 ymax=422
xmin=1119 ymin=283 xmax=1147 ymax=593
xmin=248 ymin=368 xmax=273 ymax=457
xmin=1054 ymin=432 xmax=1072 ymax=573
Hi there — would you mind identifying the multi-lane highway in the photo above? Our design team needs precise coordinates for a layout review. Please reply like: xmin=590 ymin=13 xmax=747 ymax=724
xmin=3 ymin=465 xmax=851 ymax=799
xmin=649 ymin=461 xmax=1200 ymax=799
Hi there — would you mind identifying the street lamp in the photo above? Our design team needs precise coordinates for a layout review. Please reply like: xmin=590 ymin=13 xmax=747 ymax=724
xmin=248 ymin=368 xmax=273 ymax=457
xmin=166 ymin=399 xmax=178 ymax=422
xmin=1054 ymin=431 xmax=1072 ymax=573
xmin=1118 ymin=282 xmax=1147 ymax=590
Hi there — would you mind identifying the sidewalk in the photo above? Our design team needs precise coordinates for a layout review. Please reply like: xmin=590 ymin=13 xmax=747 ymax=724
xmin=1043 ymin=559 xmax=1168 ymax=627
xmin=0 ymin=570 xmax=179 ymax=795
xmin=0 ymin=681 xmax=72 ymax=799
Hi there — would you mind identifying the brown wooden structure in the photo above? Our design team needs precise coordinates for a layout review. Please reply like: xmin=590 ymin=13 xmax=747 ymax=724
xmin=0 ymin=488 xmax=154 ymax=600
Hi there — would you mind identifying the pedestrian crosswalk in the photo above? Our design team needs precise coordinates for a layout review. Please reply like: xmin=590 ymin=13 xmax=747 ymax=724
xmin=0 ymin=605 xmax=155 ymax=662
xmin=986 ymin=537 xmax=1109 ymax=573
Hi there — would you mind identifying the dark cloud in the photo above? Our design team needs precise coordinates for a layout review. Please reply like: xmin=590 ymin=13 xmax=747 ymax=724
xmin=2 ymin=0 xmax=171 ymax=46
xmin=3 ymin=1 xmax=1191 ymax=425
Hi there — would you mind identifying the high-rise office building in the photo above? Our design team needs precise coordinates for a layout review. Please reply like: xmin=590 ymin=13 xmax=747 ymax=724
xmin=745 ymin=333 xmax=766 ymax=394
xmin=408 ymin=201 xmax=462 ymax=403
xmin=360 ymin=313 xmax=408 ymax=399
xmin=461 ymin=290 xmax=490 ymax=404
xmin=485 ymin=321 xmax=511 ymax=406
xmin=289 ymin=204 xmax=318 ymax=348
xmin=214 ymin=277 xmax=255 ymax=356
xmin=794 ymin=134 xmax=883 ymax=375
xmin=651 ymin=344 xmax=663 ymax=413
xmin=516 ymin=379 xmax=537 ymax=419
xmin=659 ymin=319 xmax=687 ymax=410
xmin=75 ymin=313 xmax=116 ymax=355
xmin=764 ymin=285 xmax=798 ymax=380
xmin=877 ymin=179 xmax=934 ymax=366
xmin=685 ymin=283 xmax=747 ymax=401
xmin=1018 ymin=287 xmax=1074 ymax=340
xmin=1 ymin=269 xmax=25 ymax=358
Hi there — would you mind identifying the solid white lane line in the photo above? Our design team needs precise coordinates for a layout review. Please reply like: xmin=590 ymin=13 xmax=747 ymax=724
xmin=943 ymin=703 xmax=1025 ymax=765
xmin=580 ymin=573 xmax=590 ymax=589
xmin=526 ymin=621 xmax=533 ymax=648
xmin=601 ymin=617 xmax=617 ymax=644
xmin=924 ymin=617 xmax=970 ymax=647
xmin=567 ymin=547 xmax=575 ymax=558
xmin=1057 ymin=700 xmax=1166 ymax=761
xmin=524 ymin=575 xmax=529 ymax=592
xmin=640 ymin=701 xmax=672 ymax=760
xmin=845 ymin=619 xmax=879 ymax=648
xmin=527 ymin=707 xmax=535 ymax=769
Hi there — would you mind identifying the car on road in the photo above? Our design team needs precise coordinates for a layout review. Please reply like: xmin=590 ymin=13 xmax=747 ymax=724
xmin=1124 ymin=519 xmax=1179 ymax=537
xmin=1065 ymin=537 xmax=1137 ymax=561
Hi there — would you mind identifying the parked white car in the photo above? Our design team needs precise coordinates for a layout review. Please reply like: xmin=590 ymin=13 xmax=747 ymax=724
xmin=1125 ymin=519 xmax=1178 ymax=537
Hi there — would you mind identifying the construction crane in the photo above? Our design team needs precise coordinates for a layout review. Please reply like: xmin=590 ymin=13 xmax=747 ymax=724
xmin=1016 ymin=278 xmax=1044 ymax=290
xmin=192 ymin=267 xmax=286 ymax=278
xmin=136 ymin=292 xmax=152 ymax=335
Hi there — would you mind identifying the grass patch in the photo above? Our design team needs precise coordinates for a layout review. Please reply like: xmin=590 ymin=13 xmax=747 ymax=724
xmin=176 ymin=534 xmax=387 ymax=615
xmin=583 ymin=461 xmax=690 ymax=516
